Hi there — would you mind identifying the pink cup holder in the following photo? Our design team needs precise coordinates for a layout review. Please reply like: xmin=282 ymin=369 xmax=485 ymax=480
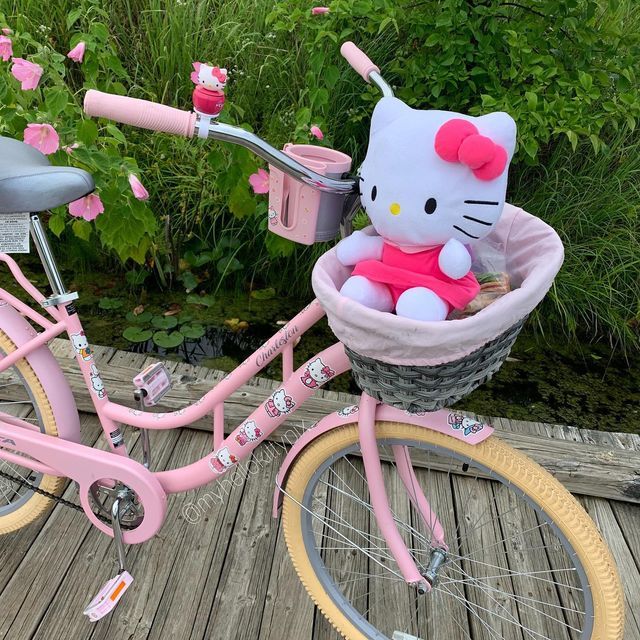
xmin=268 ymin=144 xmax=352 ymax=245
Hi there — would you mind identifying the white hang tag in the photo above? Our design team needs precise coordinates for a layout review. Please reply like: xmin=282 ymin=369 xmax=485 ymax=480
xmin=83 ymin=571 xmax=133 ymax=622
xmin=0 ymin=212 xmax=30 ymax=253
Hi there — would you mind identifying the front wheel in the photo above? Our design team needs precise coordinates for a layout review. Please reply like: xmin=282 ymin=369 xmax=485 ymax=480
xmin=282 ymin=422 xmax=624 ymax=640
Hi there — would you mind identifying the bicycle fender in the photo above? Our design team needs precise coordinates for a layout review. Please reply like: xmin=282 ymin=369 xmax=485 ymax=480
xmin=0 ymin=302 xmax=81 ymax=443
xmin=272 ymin=403 xmax=493 ymax=517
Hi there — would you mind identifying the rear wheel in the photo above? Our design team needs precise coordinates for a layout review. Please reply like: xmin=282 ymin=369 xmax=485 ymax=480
xmin=282 ymin=422 xmax=624 ymax=640
xmin=0 ymin=330 xmax=65 ymax=534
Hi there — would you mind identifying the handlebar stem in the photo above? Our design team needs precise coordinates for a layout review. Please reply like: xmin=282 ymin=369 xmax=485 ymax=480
xmin=199 ymin=118 xmax=357 ymax=195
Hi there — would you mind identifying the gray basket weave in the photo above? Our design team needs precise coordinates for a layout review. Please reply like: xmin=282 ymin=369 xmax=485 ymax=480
xmin=345 ymin=317 xmax=526 ymax=412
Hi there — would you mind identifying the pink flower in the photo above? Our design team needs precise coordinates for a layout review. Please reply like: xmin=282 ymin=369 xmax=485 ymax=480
xmin=11 ymin=58 xmax=43 ymax=90
xmin=69 ymin=194 xmax=104 ymax=221
xmin=23 ymin=123 xmax=59 ymax=155
xmin=67 ymin=41 xmax=86 ymax=63
xmin=311 ymin=7 xmax=330 ymax=14
xmin=63 ymin=143 xmax=79 ymax=154
xmin=310 ymin=125 xmax=324 ymax=140
xmin=128 ymin=173 xmax=149 ymax=201
xmin=248 ymin=168 xmax=270 ymax=194
xmin=0 ymin=36 xmax=12 ymax=61
xmin=2 ymin=28 xmax=12 ymax=35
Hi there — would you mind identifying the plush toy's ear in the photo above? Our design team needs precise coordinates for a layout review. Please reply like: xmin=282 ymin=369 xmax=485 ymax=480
xmin=371 ymin=97 xmax=412 ymax=134
xmin=476 ymin=112 xmax=517 ymax=160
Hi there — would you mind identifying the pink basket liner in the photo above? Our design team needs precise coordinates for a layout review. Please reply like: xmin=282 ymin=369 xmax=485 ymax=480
xmin=312 ymin=204 xmax=565 ymax=366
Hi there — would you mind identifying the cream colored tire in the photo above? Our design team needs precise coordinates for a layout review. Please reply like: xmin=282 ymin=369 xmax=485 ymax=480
xmin=0 ymin=330 xmax=65 ymax=534
xmin=282 ymin=422 xmax=625 ymax=640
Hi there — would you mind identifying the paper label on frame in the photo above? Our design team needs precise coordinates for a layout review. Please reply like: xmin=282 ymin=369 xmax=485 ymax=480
xmin=0 ymin=212 xmax=30 ymax=253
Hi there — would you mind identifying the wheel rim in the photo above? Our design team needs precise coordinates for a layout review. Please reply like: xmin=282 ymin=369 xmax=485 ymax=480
xmin=0 ymin=360 xmax=47 ymax=516
xmin=299 ymin=439 xmax=594 ymax=640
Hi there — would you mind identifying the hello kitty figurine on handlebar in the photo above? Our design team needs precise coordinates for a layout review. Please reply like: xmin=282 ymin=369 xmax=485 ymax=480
xmin=336 ymin=97 xmax=516 ymax=322
xmin=191 ymin=62 xmax=227 ymax=117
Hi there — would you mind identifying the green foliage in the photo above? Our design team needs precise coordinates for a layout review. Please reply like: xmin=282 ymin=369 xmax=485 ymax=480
xmin=269 ymin=0 xmax=640 ymax=164
xmin=0 ymin=2 xmax=158 ymax=262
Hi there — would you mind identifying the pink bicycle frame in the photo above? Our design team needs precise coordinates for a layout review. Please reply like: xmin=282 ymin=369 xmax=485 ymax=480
xmin=0 ymin=251 xmax=491 ymax=585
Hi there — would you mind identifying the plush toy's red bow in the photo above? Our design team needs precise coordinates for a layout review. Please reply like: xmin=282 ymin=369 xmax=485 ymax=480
xmin=434 ymin=119 xmax=507 ymax=181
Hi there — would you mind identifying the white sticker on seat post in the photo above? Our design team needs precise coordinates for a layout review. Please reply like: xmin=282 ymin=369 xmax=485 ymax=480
xmin=0 ymin=212 xmax=30 ymax=253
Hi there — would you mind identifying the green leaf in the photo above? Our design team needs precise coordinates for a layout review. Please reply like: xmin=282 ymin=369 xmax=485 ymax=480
xmin=153 ymin=331 xmax=184 ymax=349
xmin=186 ymin=293 xmax=215 ymax=307
xmin=105 ymin=123 xmax=126 ymax=144
xmin=99 ymin=297 xmax=124 ymax=310
xmin=44 ymin=86 xmax=68 ymax=118
xmin=525 ymin=91 xmax=538 ymax=110
xmin=250 ymin=287 xmax=276 ymax=300
xmin=180 ymin=324 xmax=205 ymax=340
xmin=565 ymin=130 xmax=578 ymax=150
xmin=125 ymin=310 xmax=153 ymax=324
xmin=179 ymin=270 xmax=198 ymax=292
xmin=77 ymin=119 xmax=99 ymax=146
xmin=151 ymin=315 xmax=178 ymax=329
xmin=228 ymin=184 xmax=256 ymax=218
xmin=123 ymin=327 xmax=153 ymax=343
xmin=217 ymin=255 xmax=243 ymax=275
xmin=72 ymin=219 xmax=92 ymax=241
xmin=66 ymin=7 xmax=83 ymax=29
xmin=48 ymin=212 xmax=66 ymax=237
xmin=90 ymin=22 xmax=109 ymax=43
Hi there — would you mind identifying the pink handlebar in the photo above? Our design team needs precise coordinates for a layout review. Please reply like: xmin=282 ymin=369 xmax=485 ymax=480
xmin=83 ymin=90 xmax=197 ymax=137
xmin=340 ymin=41 xmax=380 ymax=83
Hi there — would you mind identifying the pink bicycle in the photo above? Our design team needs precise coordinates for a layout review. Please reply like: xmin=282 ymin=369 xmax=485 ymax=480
xmin=0 ymin=42 xmax=623 ymax=638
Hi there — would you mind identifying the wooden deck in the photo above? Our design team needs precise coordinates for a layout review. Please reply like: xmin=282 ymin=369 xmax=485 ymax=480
xmin=0 ymin=341 xmax=639 ymax=640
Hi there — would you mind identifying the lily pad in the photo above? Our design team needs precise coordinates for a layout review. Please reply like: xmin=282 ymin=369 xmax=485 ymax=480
xmin=250 ymin=287 xmax=276 ymax=300
xmin=180 ymin=324 xmax=205 ymax=340
xmin=122 ymin=327 xmax=153 ymax=343
xmin=151 ymin=315 xmax=178 ymax=330
xmin=126 ymin=311 xmax=153 ymax=324
xmin=186 ymin=293 xmax=215 ymax=307
xmin=153 ymin=331 xmax=184 ymax=349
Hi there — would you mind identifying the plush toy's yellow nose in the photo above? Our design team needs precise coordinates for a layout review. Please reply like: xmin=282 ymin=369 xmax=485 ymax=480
xmin=389 ymin=202 xmax=401 ymax=215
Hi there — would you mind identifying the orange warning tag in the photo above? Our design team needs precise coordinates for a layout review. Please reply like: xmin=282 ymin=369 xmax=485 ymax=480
xmin=83 ymin=571 xmax=133 ymax=622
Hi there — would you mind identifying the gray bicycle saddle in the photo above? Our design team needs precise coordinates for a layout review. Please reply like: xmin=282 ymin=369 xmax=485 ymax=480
xmin=0 ymin=136 xmax=95 ymax=213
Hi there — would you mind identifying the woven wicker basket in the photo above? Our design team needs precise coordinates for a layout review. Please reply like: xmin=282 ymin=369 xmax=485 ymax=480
xmin=345 ymin=317 xmax=526 ymax=412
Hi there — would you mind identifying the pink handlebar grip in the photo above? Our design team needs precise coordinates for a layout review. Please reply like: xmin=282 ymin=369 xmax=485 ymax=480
xmin=340 ymin=41 xmax=380 ymax=83
xmin=83 ymin=90 xmax=197 ymax=137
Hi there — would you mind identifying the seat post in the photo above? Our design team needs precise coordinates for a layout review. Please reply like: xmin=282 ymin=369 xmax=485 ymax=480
xmin=29 ymin=213 xmax=70 ymax=299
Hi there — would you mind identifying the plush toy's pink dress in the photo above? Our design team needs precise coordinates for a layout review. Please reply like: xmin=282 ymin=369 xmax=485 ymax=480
xmin=352 ymin=242 xmax=480 ymax=311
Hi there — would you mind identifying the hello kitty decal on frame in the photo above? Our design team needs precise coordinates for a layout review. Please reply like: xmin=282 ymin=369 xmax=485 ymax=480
xmin=265 ymin=389 xmax=295 ymax=418
xmin=89 ymin=364 xmax=106 ymax=399
xmin=71 ymin=331 xmax=92 ymax=361
xmin=300 ymin=357 xmax=335 ymax=389
xmin=209 ymin=447 xmax=238 ymax=474
xmin=235 ymin=420 xmax=263 ymax=446
xmin=336 ymin=97 xmax=516 ymax=322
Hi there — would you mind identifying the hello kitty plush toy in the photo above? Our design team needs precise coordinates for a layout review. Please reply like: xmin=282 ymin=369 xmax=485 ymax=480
xmin=336 ymin=97 xmax=516 ymax=322
xmin=191 ymin=62 xmax=227 ymax=117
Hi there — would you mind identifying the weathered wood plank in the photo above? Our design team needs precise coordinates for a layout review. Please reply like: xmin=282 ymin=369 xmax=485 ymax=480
xmin=2 ymin=339 xmax=635 ymax=504
xmin=532 ymin=420 xmax=640 ymax=640
xmin=201 ymin=449 xmax=284 ymax=640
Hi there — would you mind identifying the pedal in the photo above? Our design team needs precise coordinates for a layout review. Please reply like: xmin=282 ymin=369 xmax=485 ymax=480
xmin=83 ymin=571 xmax=133 ymax=622
xmin=83 ymin=493 xmax=134 ymax=622
xmin=133 ymin=362 xmax=172 ymax=407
